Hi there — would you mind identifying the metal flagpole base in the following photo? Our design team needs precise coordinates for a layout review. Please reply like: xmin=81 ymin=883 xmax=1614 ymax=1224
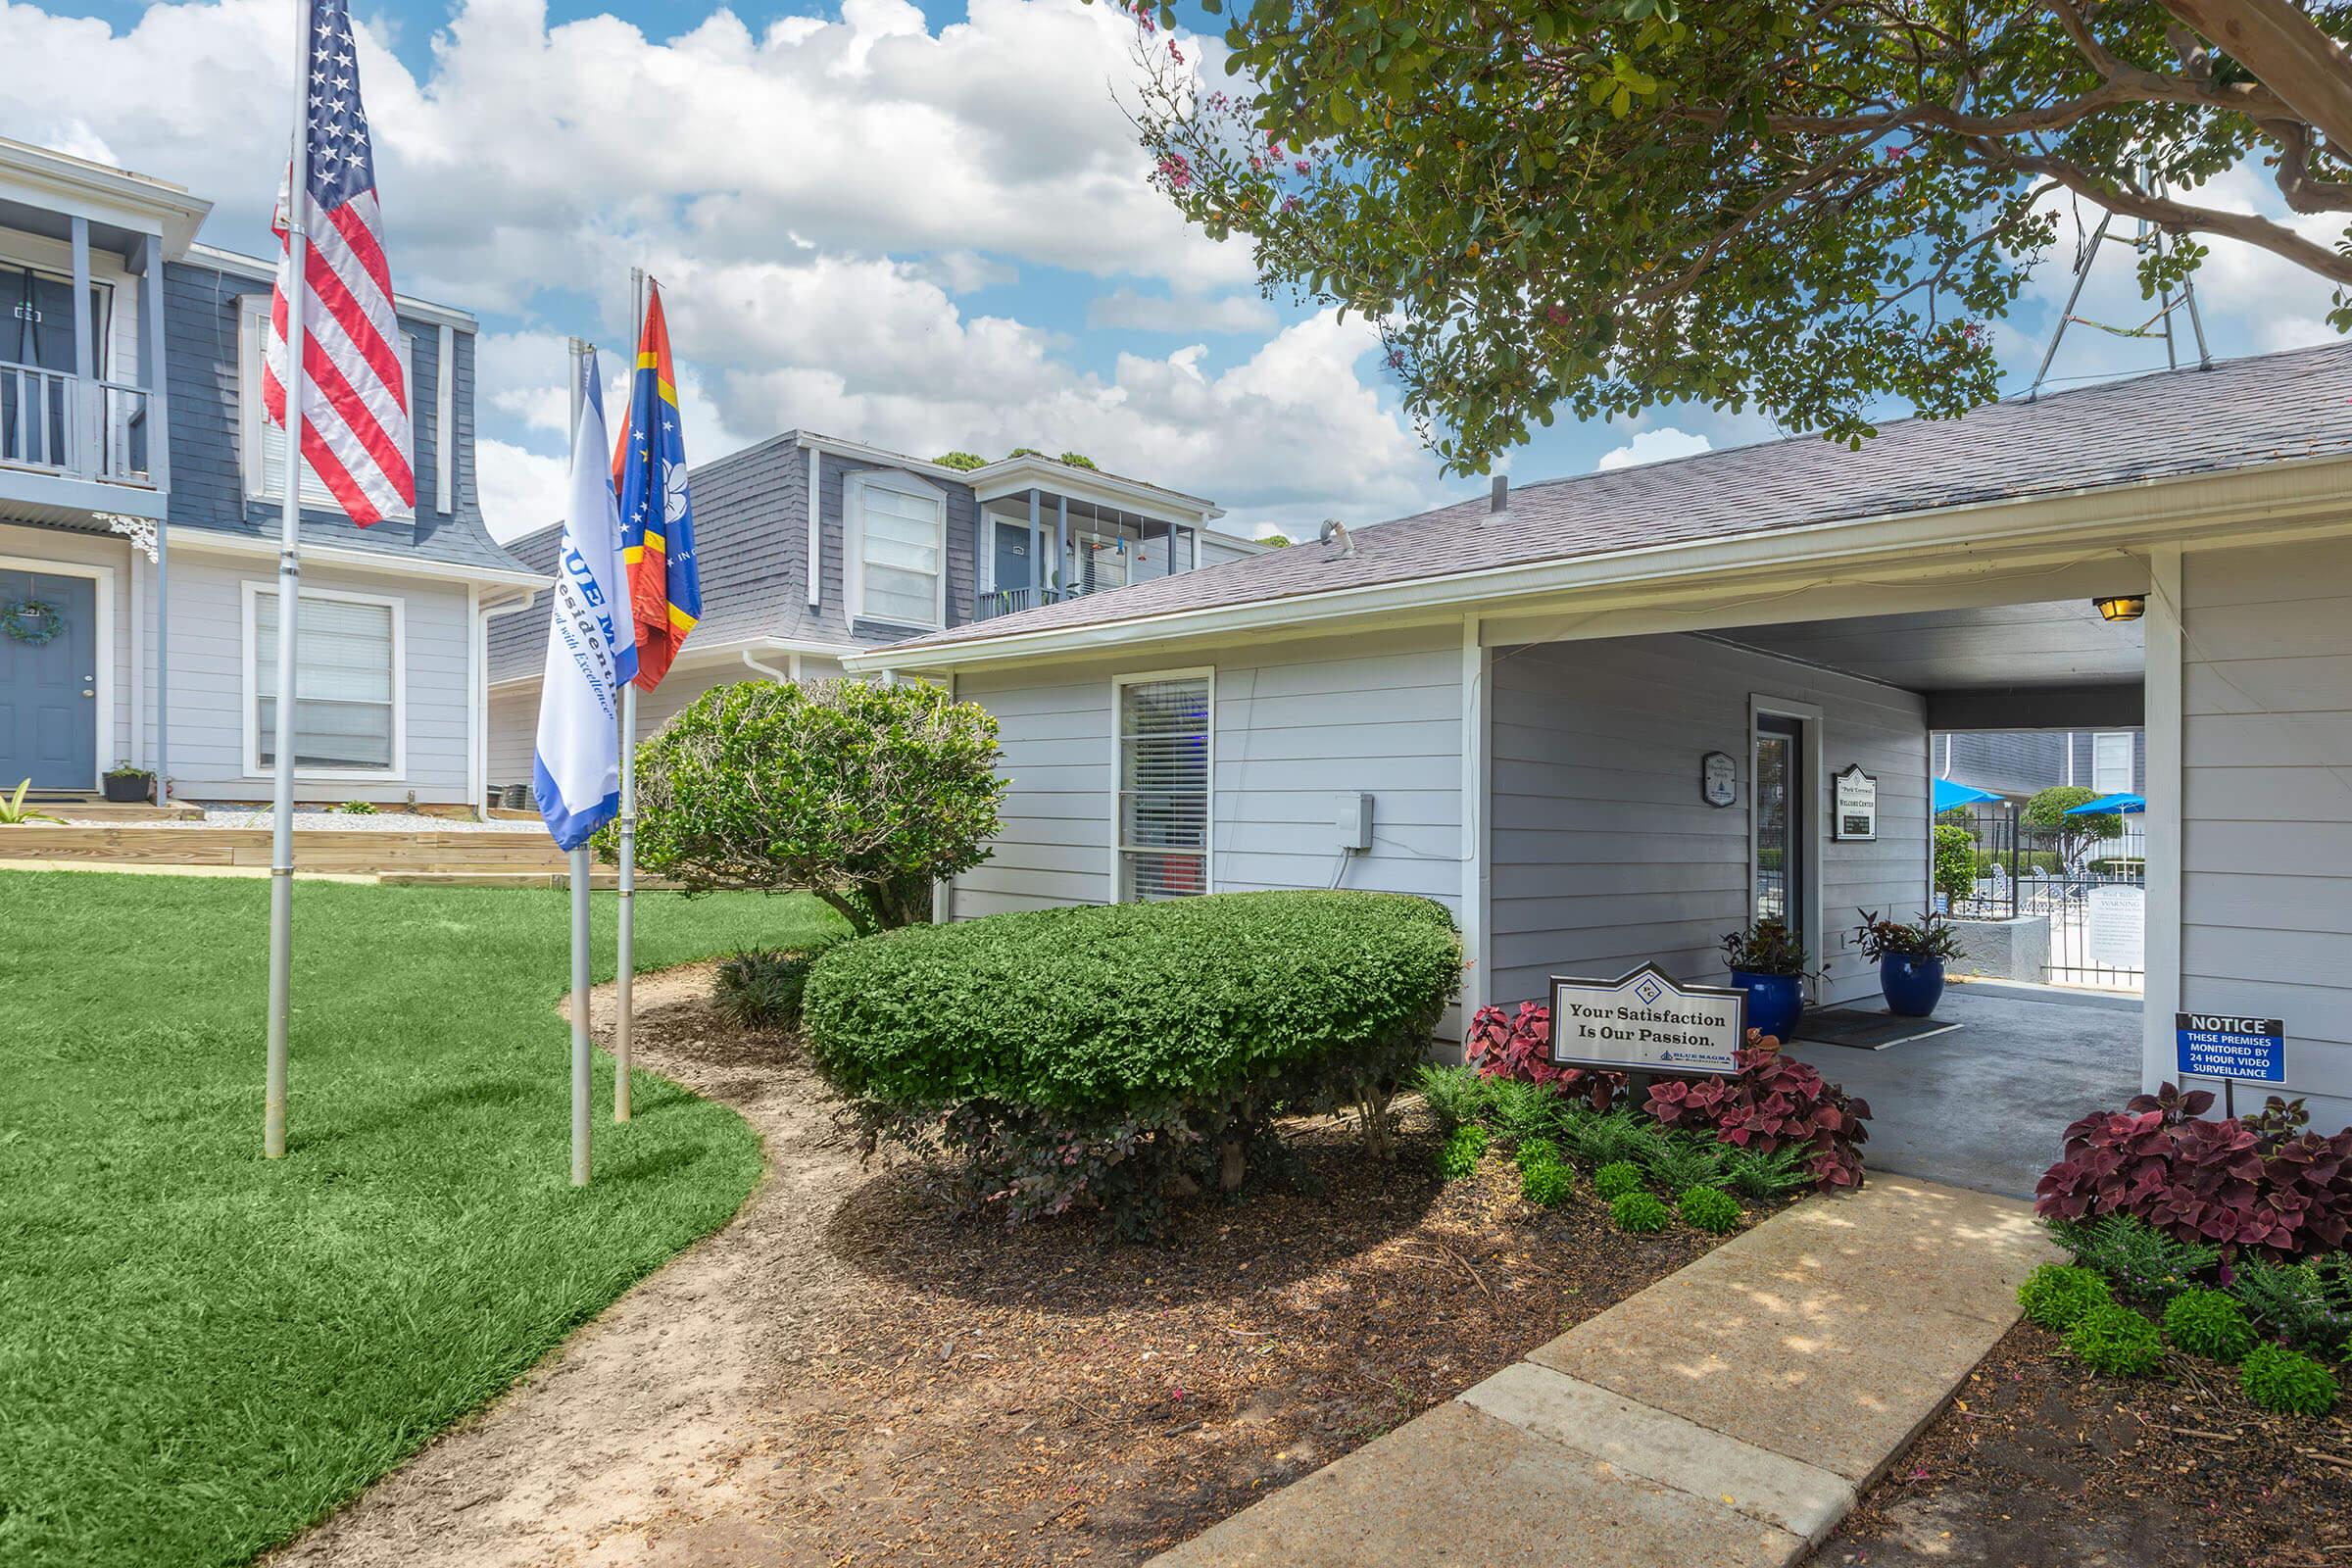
xmin=615 ymin=686 xmax=636 ymax=1123
xmin=570 ymin=844 xmax=593 ymax=1186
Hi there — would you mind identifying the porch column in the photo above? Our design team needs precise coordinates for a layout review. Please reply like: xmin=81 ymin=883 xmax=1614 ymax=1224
xmin=1026 ymin=488 xmax=1041 ymax=600
xmin=69 ymin=217 xmax=96 ymax=480
xmin=1056 ymin=495 xmax=1070 ymax=597
xmin=138 ymin=236 xmax=170 ymax=794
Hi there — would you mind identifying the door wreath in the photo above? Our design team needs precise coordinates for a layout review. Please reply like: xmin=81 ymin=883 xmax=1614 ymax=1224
xmin=1 ymin=597 xmax=65 ymax=648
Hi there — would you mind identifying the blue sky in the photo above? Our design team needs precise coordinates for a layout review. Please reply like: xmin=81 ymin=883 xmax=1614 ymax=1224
xmin=3 ymin=0 xmax=2341 ymax=541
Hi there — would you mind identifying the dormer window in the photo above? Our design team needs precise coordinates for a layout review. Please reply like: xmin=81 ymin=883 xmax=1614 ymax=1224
xmin=237 ymin=292 xmax=415 ymax=520
xmin=846 ymin=468 xmax=947 ymax=629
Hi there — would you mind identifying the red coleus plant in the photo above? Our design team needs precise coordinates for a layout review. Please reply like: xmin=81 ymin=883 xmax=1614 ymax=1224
xmin=1464 ymin=1003 xmax=1627 ymax=1110
xmin=1648 ymin=1041 xmax=1873 ymax=1190
xmin=2035 ymin=1083 xmax=2352 ymax=1259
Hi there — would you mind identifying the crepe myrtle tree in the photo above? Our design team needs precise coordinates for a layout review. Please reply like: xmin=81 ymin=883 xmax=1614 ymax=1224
xmin=2023 ymin=784 xmax=2125 ymax=871
xmin=1118 ymin=0 xmax=2352 ymax=472
xmin=620 ymin=678 xmax=1008 ymax=936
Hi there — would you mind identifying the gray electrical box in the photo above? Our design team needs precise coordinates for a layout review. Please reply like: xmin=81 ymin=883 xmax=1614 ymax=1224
xmin=1334 ymin=792 xmax=1373 ymax=852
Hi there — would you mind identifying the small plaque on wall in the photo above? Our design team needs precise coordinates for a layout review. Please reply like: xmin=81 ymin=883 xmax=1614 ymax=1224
xmin=1700 ymin=751 xmax=1737 ymax=808
xmin=1832 ymin=764 xmax=1878 ymax=841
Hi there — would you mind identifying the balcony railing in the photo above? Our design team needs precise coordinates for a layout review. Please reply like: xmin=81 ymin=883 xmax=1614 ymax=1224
xmin=0 ymin=361 xmax=155 ymax=486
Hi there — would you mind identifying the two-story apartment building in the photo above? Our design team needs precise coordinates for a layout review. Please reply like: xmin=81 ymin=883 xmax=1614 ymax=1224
xmin=484 ymin=433 xmax=1260 ymax=792
xmin=0 ymin=139 xmax=537 ymax=809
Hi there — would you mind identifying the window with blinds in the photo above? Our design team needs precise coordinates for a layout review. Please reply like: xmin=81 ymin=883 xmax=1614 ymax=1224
xmin=251 ymin=588 xmax=400 ymax=773
xmin=854 ymin=476 xmax=946 ymax=627
xmin=1116 ymin=672 xmax=1211 ymax=902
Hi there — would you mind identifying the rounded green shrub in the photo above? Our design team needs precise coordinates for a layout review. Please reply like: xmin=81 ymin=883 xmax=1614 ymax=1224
xmin=2162 ymin=1288 xmax=2255 ymax=1363
xmin=1611 ymin=1191 xmax=1671 ymax=1234
xmin=1521 ymin=1160 xmax=1574 ymax=1207
xmin=1593 ymin=1161 xmax=1645 ymax=1200
xmin=1439 ymin=1122 xmax=1490 ymax=1181
xmin=1678 ymin=1185 xmax=1742 ymax=1235
xmin=2063 ymin=1303 xmax=2167 ymax=1376
xmin=2240 ymin=1344 xmax=2339 ymax=1417
xmin=2019 ymin=1263 xmax=2113 ymax=1332
xmin=805 ymin=891 xmax=1463 ymax=1238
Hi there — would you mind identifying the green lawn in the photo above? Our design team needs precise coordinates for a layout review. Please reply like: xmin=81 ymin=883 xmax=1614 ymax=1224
xmin=0 ymin=871 xmax=840 ymax=1568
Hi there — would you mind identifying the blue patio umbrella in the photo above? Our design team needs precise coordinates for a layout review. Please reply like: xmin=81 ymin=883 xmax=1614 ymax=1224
xmin=1932 ymin=777 xmax=2001 ymax=812
xmin=2064 ymin=791 xmax=2145 ymax=815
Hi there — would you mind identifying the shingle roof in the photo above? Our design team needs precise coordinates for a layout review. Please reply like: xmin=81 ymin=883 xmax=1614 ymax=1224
xmin=883 ymin=341 xmax=2352 ymax=656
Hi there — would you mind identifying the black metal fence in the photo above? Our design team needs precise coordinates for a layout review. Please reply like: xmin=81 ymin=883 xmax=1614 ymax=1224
xmin=1936 ymin=801 xmax=2145 ymax=990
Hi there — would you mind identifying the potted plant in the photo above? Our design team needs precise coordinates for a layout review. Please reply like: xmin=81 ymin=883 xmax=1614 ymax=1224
xmin=1853 ymin=907 xmax=1967 ymax=1017
xmin=1720 ymin=917 xmax=1812 ymax=1043
xmin=102 ymin=760 xmax=155 ymax=804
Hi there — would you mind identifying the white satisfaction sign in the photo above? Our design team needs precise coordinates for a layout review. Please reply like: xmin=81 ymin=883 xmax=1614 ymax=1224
xmin=1549 ymin=963 xmax=1747 ymax=1076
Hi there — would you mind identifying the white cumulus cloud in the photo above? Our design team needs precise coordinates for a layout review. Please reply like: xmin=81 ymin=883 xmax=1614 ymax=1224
xmin=1596 ymin=427 xmax=1714 ymax=471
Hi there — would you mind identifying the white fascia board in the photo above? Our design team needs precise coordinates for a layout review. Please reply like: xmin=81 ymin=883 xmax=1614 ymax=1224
xmin=489 ymin=632 xmax=865 ymax=690
xmin=0 ymin=139 xmax=212 ymax=255
xmin=168 ymin=527 xmax=548 ymax=589
xmin=793 ymin=432 xmax=977 ymax=484
xmin=186 ymin=243 xmax=478 ymax=331
xmin=844 ymin=453 xmax=2352 ymax=675
xmin=968 ymin=459 xmax=1221 ymax=522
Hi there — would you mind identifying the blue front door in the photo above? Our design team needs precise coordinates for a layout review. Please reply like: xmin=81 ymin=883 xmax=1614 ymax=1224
xmin=992 ymin=519 xmax=1033 ymax=595
xmin=0 ymin=568 xmax=98 ymax=790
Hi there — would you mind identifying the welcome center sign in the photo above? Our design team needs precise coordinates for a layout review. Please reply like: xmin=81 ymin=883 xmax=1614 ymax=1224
xmin=1550 ymin=963 xmax=1747 ymax=1075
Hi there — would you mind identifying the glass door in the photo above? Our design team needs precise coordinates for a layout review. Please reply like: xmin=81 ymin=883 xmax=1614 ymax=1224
xmin=1753 ymin=714 xmax=1806 ymax=940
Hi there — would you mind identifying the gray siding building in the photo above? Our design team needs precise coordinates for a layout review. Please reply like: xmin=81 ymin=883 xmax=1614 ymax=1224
xmin=485 ymin=433 xmax=1261 ymax=794
xmin=856 ymin=341 xmax=2352 ymax=1141
xmin=0 ymin=138 xmax=536 ymax=808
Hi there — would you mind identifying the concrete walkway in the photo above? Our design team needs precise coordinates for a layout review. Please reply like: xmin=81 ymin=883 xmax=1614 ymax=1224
xmin=1152 ymin=1176 xmax=2056 ymax=1568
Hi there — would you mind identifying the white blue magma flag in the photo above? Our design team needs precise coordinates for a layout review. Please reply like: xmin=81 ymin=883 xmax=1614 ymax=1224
xmin=533 ymin=351 xmax=639 ymax=850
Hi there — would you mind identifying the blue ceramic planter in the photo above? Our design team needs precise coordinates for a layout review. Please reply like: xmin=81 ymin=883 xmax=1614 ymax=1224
xmin=1731 ymin=969 xmax=1805 ymax=1044
xmin=1879 ymin=954 xmax=1947 ymax=1018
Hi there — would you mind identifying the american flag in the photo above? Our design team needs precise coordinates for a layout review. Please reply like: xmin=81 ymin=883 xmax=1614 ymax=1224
xmin=263 ymin=0 xmax=415 ymax=526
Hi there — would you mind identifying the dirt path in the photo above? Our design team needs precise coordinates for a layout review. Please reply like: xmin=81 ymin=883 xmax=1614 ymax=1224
xmin=269 ymin=963 xmax=866 ymax=1568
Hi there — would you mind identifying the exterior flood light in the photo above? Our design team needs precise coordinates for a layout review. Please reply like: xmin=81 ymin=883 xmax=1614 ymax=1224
xmin=2092 ymin=595 xmax=2146 ymax=622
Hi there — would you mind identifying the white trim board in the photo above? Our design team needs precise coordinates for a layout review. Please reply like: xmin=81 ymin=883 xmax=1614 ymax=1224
xmin=0 ymin=548 xmax=116 ymax=791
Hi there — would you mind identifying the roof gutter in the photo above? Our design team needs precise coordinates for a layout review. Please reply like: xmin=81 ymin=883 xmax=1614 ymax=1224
xmin=843 ymin=450 xmax=2352 ymax=675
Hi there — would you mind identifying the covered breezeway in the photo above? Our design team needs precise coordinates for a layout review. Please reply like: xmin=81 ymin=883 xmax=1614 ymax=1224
xmin=1481 ymin=584 xmax=2156 ymax=1197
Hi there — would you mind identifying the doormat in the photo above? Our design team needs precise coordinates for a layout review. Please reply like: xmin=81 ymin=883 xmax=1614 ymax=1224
xmin=1789 ymin=1008 xmax=1963 ymax=1051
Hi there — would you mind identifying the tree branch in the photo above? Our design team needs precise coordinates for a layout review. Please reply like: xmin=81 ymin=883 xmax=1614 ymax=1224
xmin=2161 ymin=0 xmax=2352 ymax=161
xmin=1995 ymin=146 xmax=2352 ymax=284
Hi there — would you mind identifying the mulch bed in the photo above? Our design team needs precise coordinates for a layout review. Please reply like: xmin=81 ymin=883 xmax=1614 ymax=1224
xmin=1812 ymin=1322 xmax=2352 ymax=1568
xmin=747 ymin=1105 xmax=1766 ymax=1564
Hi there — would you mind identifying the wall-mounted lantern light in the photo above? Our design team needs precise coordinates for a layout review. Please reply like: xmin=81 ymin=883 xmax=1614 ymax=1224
xmin=2092 ymin=595 xmax=2146 ymax=623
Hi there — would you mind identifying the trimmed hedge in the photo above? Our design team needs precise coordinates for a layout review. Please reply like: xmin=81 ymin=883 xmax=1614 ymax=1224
xmin=805 ymin=890 xmax=1462 ymax=1237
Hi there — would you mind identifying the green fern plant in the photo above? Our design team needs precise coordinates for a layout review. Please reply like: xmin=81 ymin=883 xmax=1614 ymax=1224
xmin=1722 ymin=1144 xmax=1813 ymax=1200
xmin=1565 ymin=1109 xmax=1660 ymax=1169
xmin=1413 ymin=1063 xmax=1491 ymax=1135
xmin=0 ymin=779 xmax=63 ymax=826
xmin=1644 ymin=1135 xmax=1728 ymax=1194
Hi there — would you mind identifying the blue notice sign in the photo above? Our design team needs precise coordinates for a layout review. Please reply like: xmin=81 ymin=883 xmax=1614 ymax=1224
xmin=2175 ymin=1012 xmax=2285 ymax=1085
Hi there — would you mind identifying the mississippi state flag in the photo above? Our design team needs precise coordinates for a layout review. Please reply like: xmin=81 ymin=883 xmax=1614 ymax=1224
xmin=263 ymin=0 xmax=415 ymax=526
xmin=612 ymin=283 xmax=702 ymax=688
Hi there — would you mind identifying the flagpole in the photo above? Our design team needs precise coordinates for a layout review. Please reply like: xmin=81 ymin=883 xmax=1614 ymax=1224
xmin=566 ymin=337 xmax=593 ymax=1189
xmin=265 ymin=0 xmax=317 ymax=1161
xmin=614 ymin=265 xmax=645 ymax=1125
